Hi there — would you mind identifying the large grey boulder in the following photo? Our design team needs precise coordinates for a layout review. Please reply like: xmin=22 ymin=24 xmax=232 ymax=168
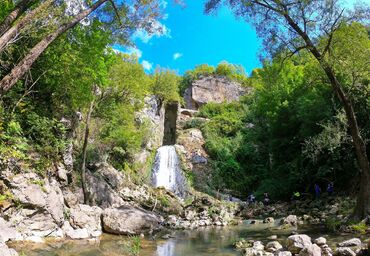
xmin=69 ymin=204 xmax=102 ymax=237
xmin=266 ymin=241 xmax=283 ymax=252
xmin=281 ymin=215 xmax=298 ymax=227
xmin=337 ymin=238 xmax=361 ymax=247
xmin=314 ymin=237 xmax=327 ymax=246
xmin=335 ymin=247 xmax=356 ymax=256
xmin=298 ymin=244 xmax=321 ymax=256
xmin=102 ymin=206 xmax=162 ymax=235
xmin=62 ymin=221 xmax=89 ymax=240
xmin=286 ymin=234 xmax=312 ymax=254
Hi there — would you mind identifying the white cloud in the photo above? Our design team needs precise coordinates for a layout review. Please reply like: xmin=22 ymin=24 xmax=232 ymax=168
xmin=112 ymin=47 xmax=142 ymax=59
xmin=124 ymin=47 xmax=142 ymax=58
xmin=133 ymin=20 xmax=171 ymax=44
xmin=141 ymin=60 xmax=153 ymax=71
xmin=173 ymin=52 xmax=183 ymax=60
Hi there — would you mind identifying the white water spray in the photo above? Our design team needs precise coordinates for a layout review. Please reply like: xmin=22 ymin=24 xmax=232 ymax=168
xmin=151 ymin=145 xmax=187 ymax=197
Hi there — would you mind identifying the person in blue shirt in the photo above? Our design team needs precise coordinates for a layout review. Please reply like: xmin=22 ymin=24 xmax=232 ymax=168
xmin=327 ymin=182 xmax=334 ymax=195
xmin=314 ymin=184 xmax=321 ymax=199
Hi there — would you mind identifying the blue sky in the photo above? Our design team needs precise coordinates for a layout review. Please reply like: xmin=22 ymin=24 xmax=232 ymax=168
xmin=114 ymin=1 xmax=261 ymax=75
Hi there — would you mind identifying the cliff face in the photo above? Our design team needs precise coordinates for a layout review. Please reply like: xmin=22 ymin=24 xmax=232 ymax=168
xmin=183 ymin=76 xmax=250 ymax=110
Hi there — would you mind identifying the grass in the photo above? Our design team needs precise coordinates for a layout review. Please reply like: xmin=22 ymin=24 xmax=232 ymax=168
xmin=351 ymin=222 xmax=368 ymax=235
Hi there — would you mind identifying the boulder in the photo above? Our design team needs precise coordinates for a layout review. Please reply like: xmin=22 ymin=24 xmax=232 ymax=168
xmin=266 ymin=241 xmax=282 ymax=252
xmin=321 ymin=244 xmax=333 ymax=256
xmin=252 ymin=241 xmax=264 ymax=251
xmin=298 ymin=244 xmax=321 ymax=256
xmin=282 ymin=215 xmax=298 ymax=227
xmin=69 ymin=204 xmax=102 ymax=237
xmin=276 ymin=252 xmax=292 ymax=256
xmin=335 ymin=247 xmax=356 ymax=256
xmin=263 ymin=217 xmax=275 ymax=224
xmin=337 ymin=238 xmax=361 ymax=247
xmin=0 ymin=242 xmax=18 ymax=256
xmin=102 ymin=206 xmax=162 ymax=235
xmin=286 ymin=234 xmax=312 ymax=254
xmin=314 ymin=237 xmax=327 ymax=246
xmin=62 ymin=221 xmax=89 ymax=240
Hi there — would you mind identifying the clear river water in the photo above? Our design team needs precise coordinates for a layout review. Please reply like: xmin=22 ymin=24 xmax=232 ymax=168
xmin=9 ymin=220 xmax=361 ymax=256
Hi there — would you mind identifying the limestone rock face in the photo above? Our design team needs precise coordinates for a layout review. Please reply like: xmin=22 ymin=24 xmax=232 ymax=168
xmin=0 ymin=218 xmax=21 ymax=242
xmin=176 ymin=128 xmax=210 ymax=191
xmin=102 ymin=206 xmax=163 ymax=235
xmin=85 ymin=163 xmax=126 ymax=209
xmin=136 ymin=95 xmax=165 ymax=151
xmin=2 ymin=172 xmax=65 ymax=240
xmin=184 ymin=76 xmax=249 ymax=110
xmin=0 ymin=242 xmax=18 ymax=256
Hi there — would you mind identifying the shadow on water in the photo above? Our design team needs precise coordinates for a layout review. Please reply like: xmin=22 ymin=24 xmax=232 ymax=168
xmin=9 ymin=221 xmax=364 ymax=256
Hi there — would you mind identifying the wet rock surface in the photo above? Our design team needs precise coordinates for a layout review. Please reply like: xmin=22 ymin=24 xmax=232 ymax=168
xmin=102 ymin=206 xmax=162 ymax=235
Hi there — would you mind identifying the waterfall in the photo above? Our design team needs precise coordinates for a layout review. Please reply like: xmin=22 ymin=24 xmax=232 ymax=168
xmin=151 ymin=145 xmax=187 ymax=197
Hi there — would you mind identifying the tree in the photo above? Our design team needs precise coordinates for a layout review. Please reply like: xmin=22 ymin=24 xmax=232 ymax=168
xmin=0 ymin=0 xmax=36 ymax=36
xmin=0 ymin=0 xmax=52 ymax=53
xmin=0 ymin=0 xmax=163 ymax=95
xmin=205 ymin=0 xmax=370 ymax=220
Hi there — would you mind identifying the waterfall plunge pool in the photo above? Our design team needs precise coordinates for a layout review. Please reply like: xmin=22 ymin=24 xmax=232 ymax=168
xmin=9 ymin=220 xmax=360 ymax=256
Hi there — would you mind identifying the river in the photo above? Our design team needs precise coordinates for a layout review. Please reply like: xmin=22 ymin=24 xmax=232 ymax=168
xmin=9 ymin=220 xmax=362 ymax=256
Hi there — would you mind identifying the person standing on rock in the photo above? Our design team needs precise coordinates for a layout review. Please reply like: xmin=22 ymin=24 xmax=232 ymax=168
xmin=248 ymin=193 xmax=256 ymax=204
xmin=327 ymin=182 xmax=334 ymax=196
xmin=263 ymin=192 xmax=270 ymax=205
xmin=314 ymin=184 xmax=321 ymax=199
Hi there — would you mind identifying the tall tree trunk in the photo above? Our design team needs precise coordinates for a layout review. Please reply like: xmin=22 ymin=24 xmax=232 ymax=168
xmin=81 ymin=99 xmax=94 ymax=204
xmin=283 ymin=13 xmax=370 ymax=220
xmin=0 ymin=0 xmax=52 ymax=53
xmin=0 ymin=0 xmax=107 ymax=95
xmin=0 ymin=0 xmax=34 ymax=36
xmin=321 ymin=64 xmax=370 ymax=220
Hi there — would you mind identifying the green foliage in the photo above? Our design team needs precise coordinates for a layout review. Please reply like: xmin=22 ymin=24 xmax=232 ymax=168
xmin=198 ymin=54 xmax=364 ymax=199
xmin=157 ymin=194 xmax=170 ymax=207
xmin=151 ymin=68 xmax=181 ymax=103
xmin=180 ymin=62 xmax=249 ymax=96
xmin=325 ymin=217 xmax=342 ymax=232
xmin=350 ymin=222 xmax=368 ymax=234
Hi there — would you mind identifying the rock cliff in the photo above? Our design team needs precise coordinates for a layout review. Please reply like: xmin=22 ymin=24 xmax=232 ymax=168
xmin=183 ymin=76 xmax=250 ymax=110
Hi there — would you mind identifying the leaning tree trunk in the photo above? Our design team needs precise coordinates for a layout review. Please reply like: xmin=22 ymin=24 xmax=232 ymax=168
xmin=0 ymin=0 xmax=107 ymax=94
xmin=321 ymin=64 xmax=370 ymax=220
xmin=81 ymin=99 xmax=95 ymax=204
xmin=0 ymin=0 xmax=34 ymax=36
xmin=0 ymin=0 xmax=52 ymax=53
xmin=283 ymin=13 xmax=370 ymax=220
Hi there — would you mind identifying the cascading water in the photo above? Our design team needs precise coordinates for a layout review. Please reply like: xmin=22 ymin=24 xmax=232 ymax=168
xmin=151 ymin=145 xmax=187 ymax=197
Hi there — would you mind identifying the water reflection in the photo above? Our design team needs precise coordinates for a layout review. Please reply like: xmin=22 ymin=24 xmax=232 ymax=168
xmin=156 ymin=239 xmax=175 ymax=256
xmin=9 ymin=221 xmax=366 ymax=256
